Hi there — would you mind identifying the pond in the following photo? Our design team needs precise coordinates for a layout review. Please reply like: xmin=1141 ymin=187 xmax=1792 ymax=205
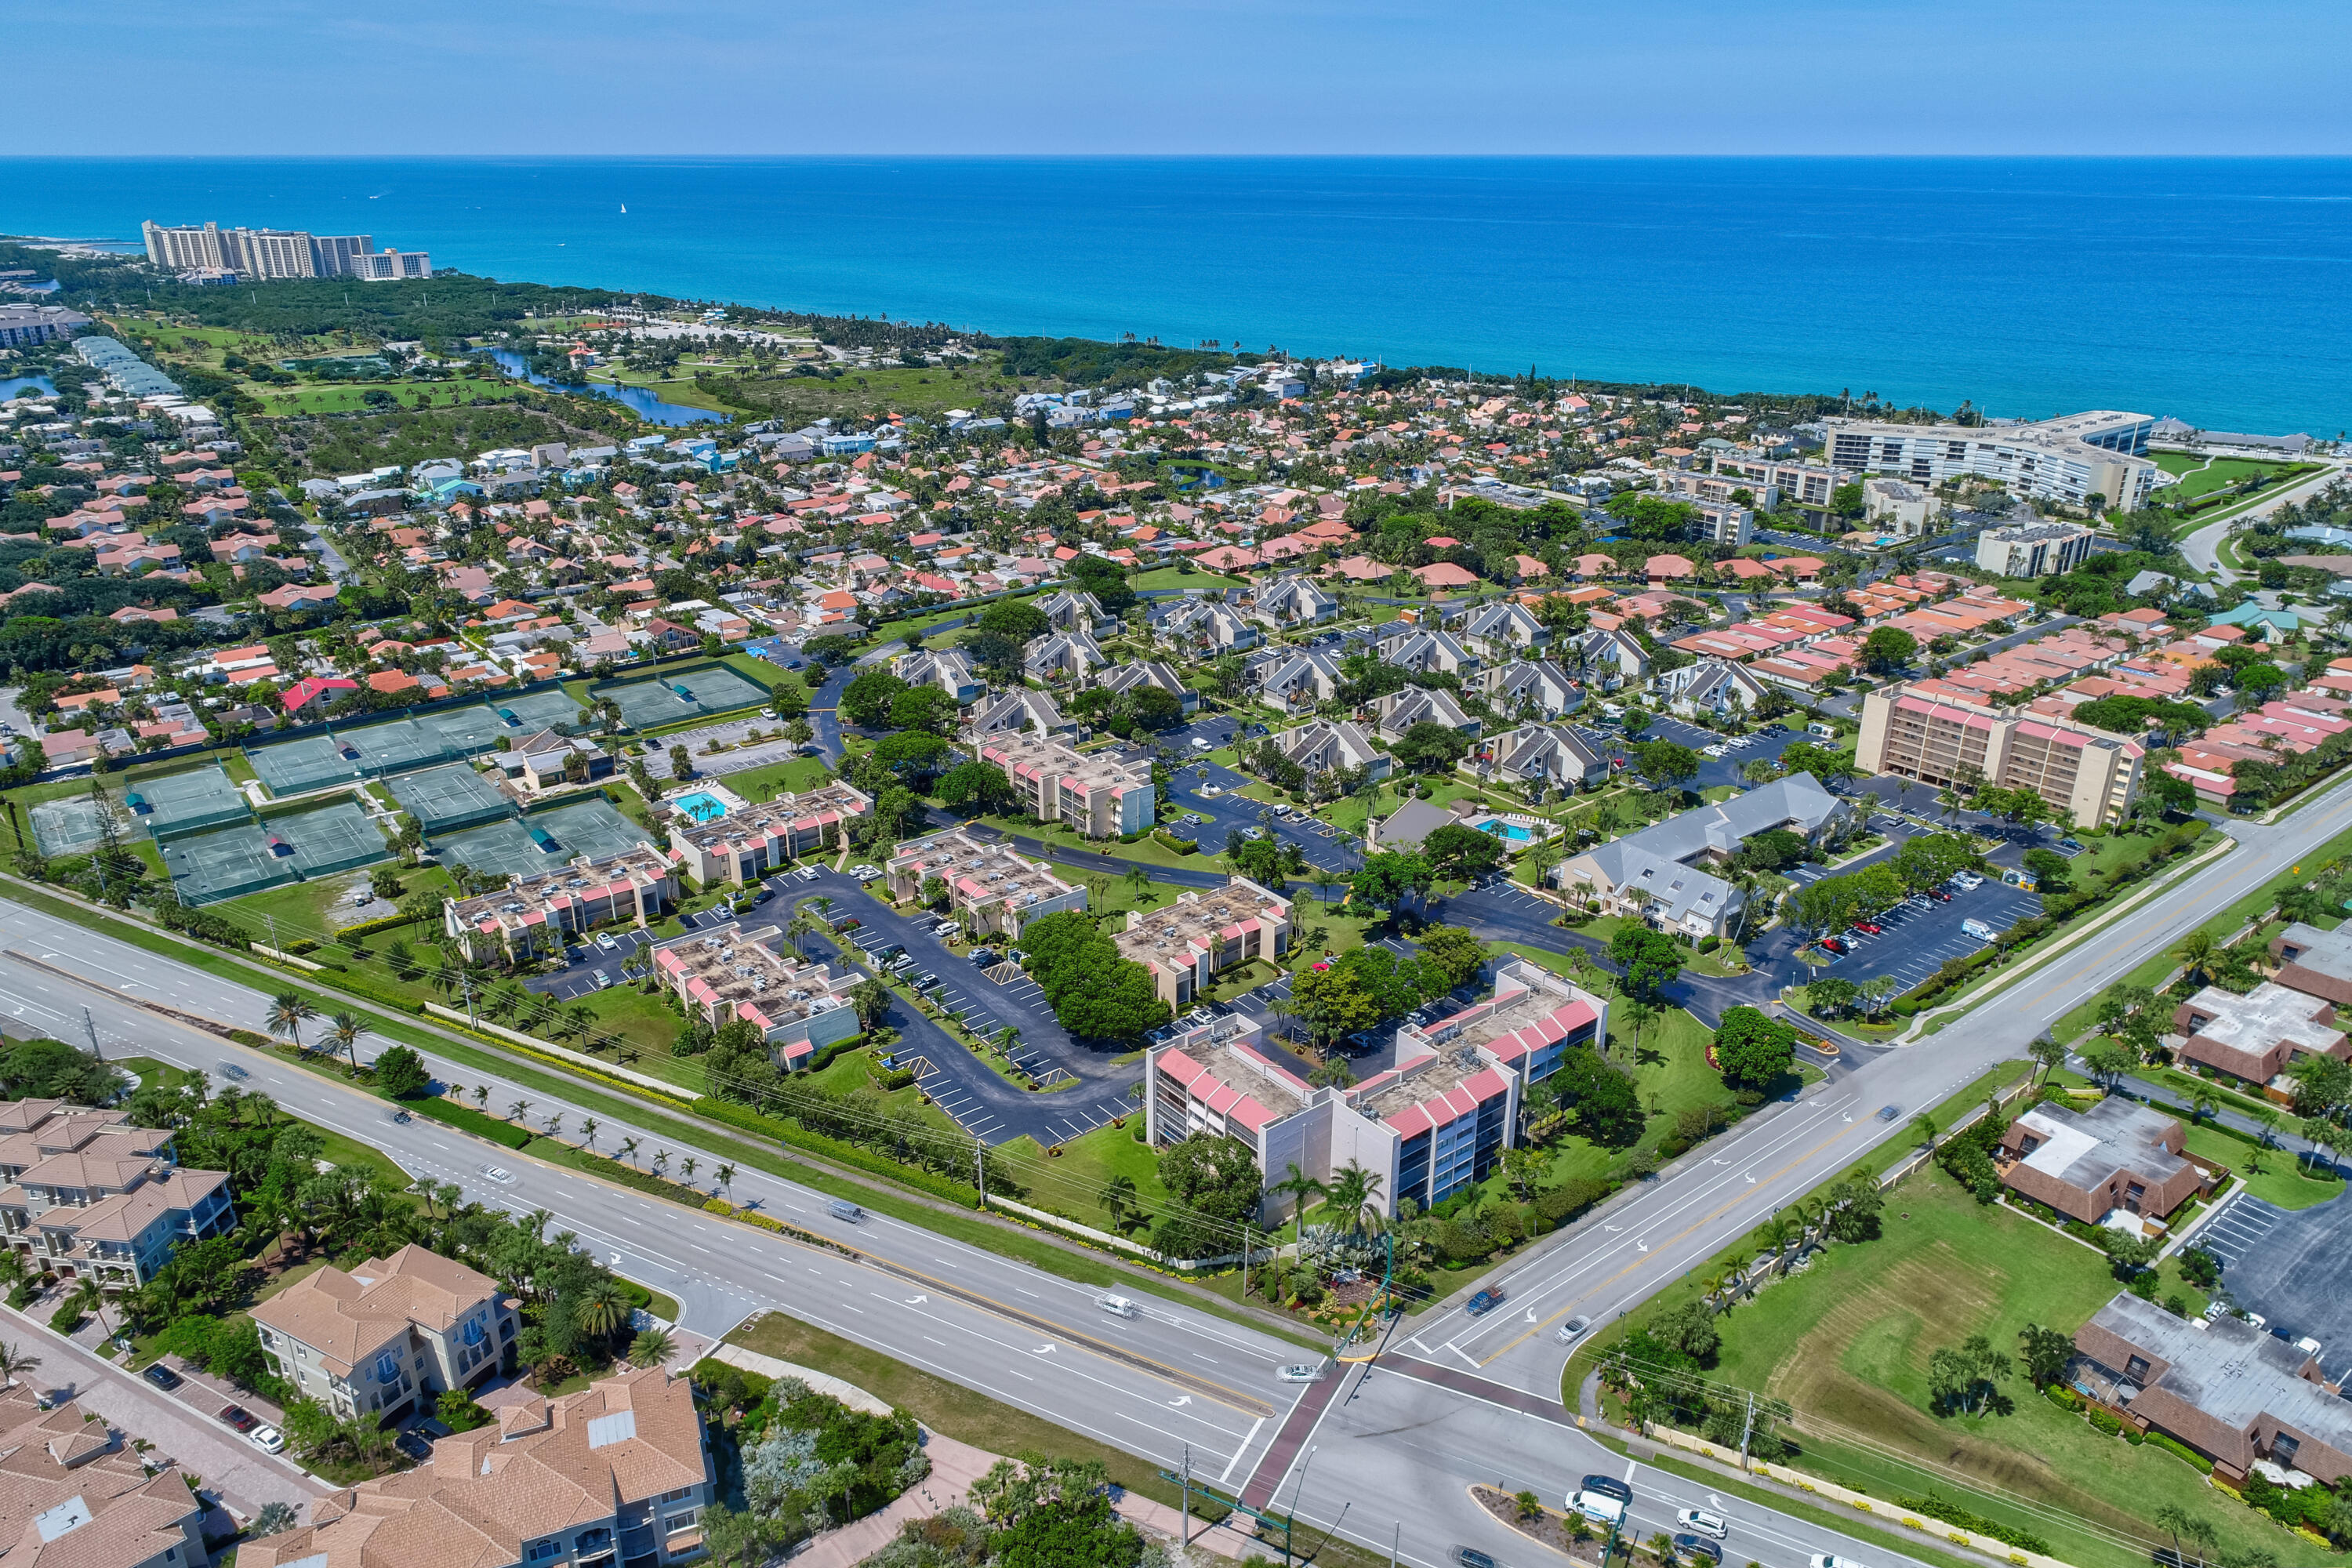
xmin=475 ymin=348 xmax=719 ymax=426
xmin=0 ymin=375 xmax=59 ymax=401
xmin=1164 ymin=463 xmax=1229 ymax=492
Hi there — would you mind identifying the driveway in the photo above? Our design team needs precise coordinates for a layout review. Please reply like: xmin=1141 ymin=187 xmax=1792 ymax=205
xmin=768 ymin=878 xmax=1142 ymax=1146
xmin=0 ymin=1301 xmax=328 ymax=1523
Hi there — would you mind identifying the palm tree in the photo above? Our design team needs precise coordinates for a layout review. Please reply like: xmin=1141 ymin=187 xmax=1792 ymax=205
xmin=265 ymin=990 xmax=316 ymax=1051
xmin=1616 ymin=998 xmax=1659 ymax=1061
xmin=681 ymin=1156 xmax=699 ymax=1187
xmin=322 ymin=1011 xmax=367 ymax=1072
xmin=579 ymin=1116 xmax=600 ymax=1152
xmin=507 ymin=1099 xmax=530 ymax=1124
xmin=627 ymin=1327 xmax=674 ymax=1368
xmin=1271 ymin=1160 xmax=1327 ymax=1226
xmin=1101 ymin=1173 xmax=1139 ymax=1231
xmin=1909 ymin=1111 xmax=1939 ymax=1149
xmin=573 ymin=1279 xmax=630 ymax=1339
xmin=2173 ymin=929 xmax=2219 ymax=985
xmin=619 ymin=1136 xmax=641 ymax=1168
xmin=1325 ymin=1161 xmax=1386 ymax=1238
xmin=0 ymin=1341 xmax=38 ymax=1389
xmin=544 ymin=1112 xmax=564 ymax=1139
xmin=472 ymin=1085 xmax=490 ymax=1111
xmin=564 ymin=1004 xmax=597 ymax=1044
xmin=786 ymin=905 xmax=821 ymax=960
xmin=714 ymin=1163 xmax=735 ymax=1203
xmin=652 ymin=1148 xmax=670 ymax=1178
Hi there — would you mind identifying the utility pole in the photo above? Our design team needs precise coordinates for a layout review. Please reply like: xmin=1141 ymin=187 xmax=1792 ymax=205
xmin=1180 ymin=1446 xmax=1191 ymax=1549
xmin=463 ymin=976 xmax=479 ymax=1031
xmin=974 ymin=1140 xmax=986 ymax=1210
xmin=266 ymin=913 xmax=279 ymax=954
xmin=1242 ymin=1221 xmax=1250 ymax=1298
xmin=1737 ymin=1389 xmax=1755 ymax=1472
xmin=82 ymin=1007 xmax=103 ymax=1063
xmin=1281 ymin=1445 xmax=1318 ymax=1568
xmin=1389 ymin=1523 xmax=1399 ymax=1568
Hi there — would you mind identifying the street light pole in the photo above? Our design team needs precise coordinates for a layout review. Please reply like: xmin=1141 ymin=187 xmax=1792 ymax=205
xmin=1282 ymin=1445 xmax=1318 ymax=1568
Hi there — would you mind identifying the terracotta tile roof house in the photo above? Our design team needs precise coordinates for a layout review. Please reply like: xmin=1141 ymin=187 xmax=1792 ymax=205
xmin=1995 ymin=1098 xmax=2216 ymax=1228
xmin=2172 ymin=982 xmax=2349 ymax=1095
xmin=0 ymin=1381 xmax=213 ymax=1568
xmin=241 ymin=1367 xmax=713 ymax=1568
xmin=2073 ymin=1290 xmax=2352 ymax=1485
xmin=257 ymin=583 xmax=340 ymax=614
xmin=281 ymin=676 xmax=359 ymax=717
xmin=0 ymin=1101 xmax=235 ymax=1291
xmin=252 ymin=1244 xmax=518 ymax=1423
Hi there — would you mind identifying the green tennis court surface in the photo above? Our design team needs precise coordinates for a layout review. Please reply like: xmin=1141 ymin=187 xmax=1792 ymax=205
xmin=162 ymin=801 xmax=391 ymax=905
xmin=432 ymin=797 xmax=650 ymax=877
xmin=387 ymin=763 xmax=513 ymax=833
xmin=30 ymin=795 xmax=118 ymax=857
xmin=121 ymin=766 xmax=251 ymax=840
xmin=592 ymin=666 xmax=769 ymax=728
xmin=245 ymin=733 xmax=355 ymax=795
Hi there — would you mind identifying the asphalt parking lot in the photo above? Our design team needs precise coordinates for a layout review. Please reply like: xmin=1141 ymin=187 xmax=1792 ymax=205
xmin=1793 ymin=872 xmax=2041 ymax=992
xmin=523 ymin=901 xmax=752 ymax=1002
xmin=2187 ymin=1189 xmax=2352 ymax=1379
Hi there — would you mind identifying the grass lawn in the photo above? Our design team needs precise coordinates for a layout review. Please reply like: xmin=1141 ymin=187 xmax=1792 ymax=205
xmin=121 ymin=1053 xmax=416 ymax=1189
xmin=256 ymin=379 xmax=516 ymax=415
xmin=1700 ymin=1163 xmax=2321 ymax=1568
xmin=2181 ymin=1123 xmax=2345 ymax=1209
xmin=218 ymin=863 xmax=456 ymax=949
xmin=974 ymin=815 xmax=1205 ymax=874
xmin=998 ymin=1116 xmax=1165 ymax=1231
xmin=724 ymin=756 xmax=833 ymax=802
xmin=692 ymin=360 xmax=1036 ymax=422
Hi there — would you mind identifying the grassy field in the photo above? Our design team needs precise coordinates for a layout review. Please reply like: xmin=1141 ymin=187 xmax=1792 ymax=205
xmin=255 ymin=379 xmax=517 ymax=415
xmin=693 ymin=360 xmax=1037 ymax=422
xmin=998 ymin=1116 xmax=1164 ymax=1233
xmin=1128 ymin=566 xmax=1249 ymax=592
xmin=218 ymin=862 xmax=456 ymax=947
xmin=1701 ymin=1163 xmax=2317 ymax=1568
xmin=2181 ymin=1121 xmax=2345 ymax=1208
xmin=722 ymin=756 xmax=833 ymax=802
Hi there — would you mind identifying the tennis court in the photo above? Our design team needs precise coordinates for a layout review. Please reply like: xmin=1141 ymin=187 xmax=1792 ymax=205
xmin=489 ymin=688 xmax=587 ymax=731
xmin=593 ymin=666 xmax=769 ymax=728
xmin=30 ymin=794 xmax=119 ymax=857
xmin=121 ymin=766 xmax=251 ymax=840
xmin=433 ymin=797 xmax=649 ymax=877
xmin=387 ymin=763 xmax=513 ymax=833
xmin=162 ymin=801 xmax=390 ymax=905
xmin=337 ymin=717 xmax=450 ymax=777
xmin=423 ymin=703 xmax=510 ymax=756
xmin=246 ymin=733 xmax=357 ymax=795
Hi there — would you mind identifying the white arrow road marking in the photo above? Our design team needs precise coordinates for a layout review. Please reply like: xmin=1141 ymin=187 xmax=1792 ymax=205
xmin=1636 ymin=1240 xmax=1649 ymax=1253
xmin=906 ymin=1295 xmax=927 ymax=1305
xmin=1034 ymin=1343 xmax=1055 ymax=1355
xmin=1168 ymin=1396 xmax=1192 ymax=1407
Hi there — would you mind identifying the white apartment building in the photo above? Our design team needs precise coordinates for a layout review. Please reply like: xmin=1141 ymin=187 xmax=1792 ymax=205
xmin=1707 ymin=453 xmax=1846 ymax=510
xmin=975 ymin=731 xmax=1156 ymax=837
xmin=648 ymin=924 xmax=861 ymax=1067
xmin=1826 ymin=410 xmax=2158 ymax=512
xmin=1976 ymin=521 xmax=2098 ymax=579
xmin=141 ymin=221 xmax=430 ymax=281
xmin=1115 ymin=878 xmax=1291 ymax=1009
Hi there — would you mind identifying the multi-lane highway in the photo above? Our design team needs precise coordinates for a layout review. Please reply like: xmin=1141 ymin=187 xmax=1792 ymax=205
xmin=2 ymin=761 xmax=2347 ymax=1566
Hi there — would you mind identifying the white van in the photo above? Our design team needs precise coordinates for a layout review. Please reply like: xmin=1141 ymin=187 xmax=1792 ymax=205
xmin=1962 ymin=918 xmax=1997 ymax=942
xmin=1098 ymin=1294 xmax=1142 ymax=1319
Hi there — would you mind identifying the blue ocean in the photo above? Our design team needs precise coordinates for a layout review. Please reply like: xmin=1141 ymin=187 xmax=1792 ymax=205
xmin=3 ymin=156 xmax=2347 ymax=434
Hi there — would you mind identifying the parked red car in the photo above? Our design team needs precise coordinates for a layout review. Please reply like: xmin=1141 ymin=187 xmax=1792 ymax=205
xmin=1853 ymin=920 xmax=1885 ymax=935
xmin=1818 ymin=937 xmax=1849 ymax=955
xmin=1925 ymin=888 xmax=1952 ymax=902
xmin=218 ymin=1405 xmax=257 ymax=1432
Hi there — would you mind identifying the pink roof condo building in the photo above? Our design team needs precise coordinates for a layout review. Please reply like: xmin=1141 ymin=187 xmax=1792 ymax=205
xmin=442 ymin=845 xmax=678 ymax=965
xmin=1115 ymin=877 xmax=1291 ymax=1010
xmin=1144 ymin=957 xmax=1606 ymax=1219
xmin=662 ymin=781 xmax=873 ymax=885
xmin=648 ymin=921 xmax=862 ymax=1069
xmin=886 ymin=828 xmax=1087 ymax=939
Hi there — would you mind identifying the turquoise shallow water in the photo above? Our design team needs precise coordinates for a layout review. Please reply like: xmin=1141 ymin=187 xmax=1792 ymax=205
xmin=5 ymin=155 xmax=2348 ymax=432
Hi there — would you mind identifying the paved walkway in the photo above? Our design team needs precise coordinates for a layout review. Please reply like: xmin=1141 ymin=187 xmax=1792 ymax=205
xmin=780 ymin=1428 xmax=1258 ymax=1566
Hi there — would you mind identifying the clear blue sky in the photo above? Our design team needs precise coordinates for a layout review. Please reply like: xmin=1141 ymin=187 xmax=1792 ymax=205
xmin=17 ymin=0 xmax=2352 ymax=154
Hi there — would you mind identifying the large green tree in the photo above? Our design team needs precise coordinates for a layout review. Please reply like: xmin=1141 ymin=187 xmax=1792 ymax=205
xmin=841 ymin=669 xmax=910 ymax=728
xmin=1609 ymin=924 xmax=1685 ymax=999
xmin=1423 ymin=822 xmax=1507 ymax=883
xmin=1712 ymin=1005 xmax=1796 ymax=1087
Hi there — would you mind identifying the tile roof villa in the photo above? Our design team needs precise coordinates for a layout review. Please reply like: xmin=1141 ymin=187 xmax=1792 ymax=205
xmin=0 ymin=1100 xmax=235 ymax=1291
xmin=241 ymin=1367 xmax=712 ymax=1568
xmin=0 ymin=1379 xmax=212 ymax=1568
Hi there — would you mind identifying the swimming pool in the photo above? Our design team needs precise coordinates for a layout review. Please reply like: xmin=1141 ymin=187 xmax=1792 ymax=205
xmin=673 ymin=791 xmax=729 ymax=823
xmin=1477 ymin=819 xmax=1534 ymax=842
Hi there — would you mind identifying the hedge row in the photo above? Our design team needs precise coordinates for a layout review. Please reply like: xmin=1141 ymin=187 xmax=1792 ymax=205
xmin=1896 ymin=1493 xmax=2053 ymax=1555
xmin=412 ymin=1096 xmax=534 ymax=1149
xmin=336 ymin=910 xmax=426 ymax=940
xmin=1152 ymin=829 xmax=1199 ymax=855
